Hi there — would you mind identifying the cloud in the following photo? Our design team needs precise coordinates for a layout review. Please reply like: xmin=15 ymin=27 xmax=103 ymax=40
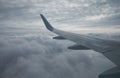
xmin=84 ymin=14 xmax=106 ymax=21
xmin=0 ymin=35 xmax=114 ymax=78
xmin=0 ymin=0 xmax=120 ymax=26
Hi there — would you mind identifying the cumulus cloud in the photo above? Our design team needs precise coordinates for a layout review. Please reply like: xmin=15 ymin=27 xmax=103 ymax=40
xmin=0 ymin=34 xmax=115 ymax=78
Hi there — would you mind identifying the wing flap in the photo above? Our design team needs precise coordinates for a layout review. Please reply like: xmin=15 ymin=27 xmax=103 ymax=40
xmin=99 ymin=66 xmax=120 ymax=78
xmin=103 ymin=44 xmax=120 ymax=66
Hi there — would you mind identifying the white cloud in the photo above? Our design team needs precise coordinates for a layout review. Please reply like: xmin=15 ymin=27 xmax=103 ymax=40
xmin=0 ymin=35 xmax=115 ymax=78
xmin=85 ymin=14 xmax=107 ymax=21
xmin=0 ymin=0 xmax=120 ymax=26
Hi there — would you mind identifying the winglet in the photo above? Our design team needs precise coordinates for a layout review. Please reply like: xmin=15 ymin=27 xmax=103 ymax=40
xmin=40 ymin=14 xmax=54 ymax=31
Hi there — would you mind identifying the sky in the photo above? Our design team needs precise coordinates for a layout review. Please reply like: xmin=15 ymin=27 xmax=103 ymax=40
xmin=0 ymin=0 xmax=120 ymax=78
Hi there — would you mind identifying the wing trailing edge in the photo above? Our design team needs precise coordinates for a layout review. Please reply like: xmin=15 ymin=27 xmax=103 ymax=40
xmin=99 ymin=66 xmax=120 ymax=78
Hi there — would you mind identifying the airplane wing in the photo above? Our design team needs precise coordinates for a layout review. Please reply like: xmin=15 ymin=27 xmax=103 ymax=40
xmin=40 ymin=14 xmax=120 ymax=78
xmin=40 ymin=14 xmax=120 ymax=66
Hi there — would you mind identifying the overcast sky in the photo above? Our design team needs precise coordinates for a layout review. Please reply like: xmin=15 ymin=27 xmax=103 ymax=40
xmin=0 ymin=0 xmax=120 ymax=34
xmin=0 ymin=0 xmax=120 ymax=78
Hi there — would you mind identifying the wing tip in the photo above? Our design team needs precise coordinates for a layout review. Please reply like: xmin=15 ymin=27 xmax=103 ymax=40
xmin=40 ymin=14 xmax=54 ymax=31
xmin=40 ymin=14 xmax=44 ymax=18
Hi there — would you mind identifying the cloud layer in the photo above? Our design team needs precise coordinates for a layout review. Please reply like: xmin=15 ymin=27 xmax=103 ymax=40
xmin=0 ymin=35 xmax=115 ymax=78
xmin=0 ymin=0 xmax=120 ymax=26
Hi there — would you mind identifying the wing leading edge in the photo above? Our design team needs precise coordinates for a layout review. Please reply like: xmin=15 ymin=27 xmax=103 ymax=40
xmin=40 ymin=14 xmax=120 ymax=66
